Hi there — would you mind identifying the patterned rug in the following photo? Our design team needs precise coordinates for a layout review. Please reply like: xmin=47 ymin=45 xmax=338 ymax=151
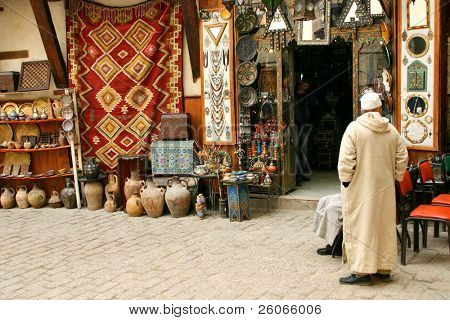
xmin=67 ymin=0 xmax=183 ymax=169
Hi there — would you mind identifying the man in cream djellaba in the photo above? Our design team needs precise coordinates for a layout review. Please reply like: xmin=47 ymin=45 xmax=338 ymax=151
xmin=338 ymin=91 xmax=409 ymax=285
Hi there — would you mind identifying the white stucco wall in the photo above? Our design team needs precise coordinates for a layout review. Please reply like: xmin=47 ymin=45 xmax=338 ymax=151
xmin=0 ymin=0 xmax=201 ymax=96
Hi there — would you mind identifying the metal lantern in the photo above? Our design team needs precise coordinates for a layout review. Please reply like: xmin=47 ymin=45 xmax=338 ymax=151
xmin=293 ymin=0 xmax=316 ymax=21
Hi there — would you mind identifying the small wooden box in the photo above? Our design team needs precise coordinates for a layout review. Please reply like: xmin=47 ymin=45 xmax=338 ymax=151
xmin=0 ymin=72 xmax=20 ymax=92
xmin=160 ymin=113 xmax=191 ymax=140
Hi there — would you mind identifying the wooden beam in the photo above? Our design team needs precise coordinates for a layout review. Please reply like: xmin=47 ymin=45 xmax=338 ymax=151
xmin=0 ymin=50 xmax=29 ymax=60
xmin=29 ymin=0 xmax=68 ymax=88
xmin=181 ymin=0 xmax=201 ymax=81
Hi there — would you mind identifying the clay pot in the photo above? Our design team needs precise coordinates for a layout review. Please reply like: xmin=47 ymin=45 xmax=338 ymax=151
xmin=140 ymin=179 xmax=165 ymax=218
xmin=85 ymin=180 xmax=103 ymax=211
xmin=124 ymin=170 xmax=144 ymax=201
xmin=105 ymin=173 xmax=119 ymax=200
xmin=126 ymin=193 xmax=144 ymax=217
xmin=267 ymin=161 xmax=277 ymax=173
xmin=83 ymin=157 xmax=99 ymax=179
xmin=48 ymin=190 xmax=63 ymax=208
xmin=61 ymin=178 xmax=77 ymax=209
xmin=28 ymin=183 xmax=46 ymax=209
xmin=104 ymin=192 xmax=116 ymax=213
xmin=15 ymin=185 xmax=29 ymax=209
xmin=1 ymin=187 xmax=16 ymax=209
xmin=165 ymin=176 xmax=191 ymax=218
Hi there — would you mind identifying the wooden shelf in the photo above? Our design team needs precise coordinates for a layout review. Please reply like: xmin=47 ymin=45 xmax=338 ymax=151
xmin=0 ymin=118 xmax=65 ymax=124
xmin=0 ymin=145 xmax=70 ymax=153
xmin=0 ymin=173 xmax=74 ymax=180
xmin=0 ymin=88 xmax=74 ymax=100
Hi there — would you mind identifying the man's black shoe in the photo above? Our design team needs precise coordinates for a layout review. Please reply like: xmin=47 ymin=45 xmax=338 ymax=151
xmin=317 ymin=245 xmax=332 ymax=255
xmin=377 ymin=273 xmax=391 ymax=282
xmin=339 ymin=274 xmax=374 ymax=286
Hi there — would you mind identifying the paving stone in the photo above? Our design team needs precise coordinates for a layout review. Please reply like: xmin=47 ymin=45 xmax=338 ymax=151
xmin=0 ymin=208 xmax=449 ymax=299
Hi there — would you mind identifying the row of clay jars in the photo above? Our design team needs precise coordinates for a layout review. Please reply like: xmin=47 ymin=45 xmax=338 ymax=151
xmin=126 ymin=177 xmax=191 ymax=218
xmin=1 ymin=184 xmax=47 ymax=209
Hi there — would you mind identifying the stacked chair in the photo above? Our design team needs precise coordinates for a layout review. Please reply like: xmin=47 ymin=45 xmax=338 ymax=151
xmin=396 ymin=156 xmax=450 ymax=265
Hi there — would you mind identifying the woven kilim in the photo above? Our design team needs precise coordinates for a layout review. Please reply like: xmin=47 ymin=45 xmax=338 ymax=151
xmin=151 ymin=140 xmax=194 ymax=175
xmin=67 ymin=0 xmax=183 ymax=169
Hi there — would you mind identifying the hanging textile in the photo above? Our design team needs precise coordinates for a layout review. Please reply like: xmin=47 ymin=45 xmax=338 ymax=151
xmin=67 ymin=0 xmax=183 ymax=169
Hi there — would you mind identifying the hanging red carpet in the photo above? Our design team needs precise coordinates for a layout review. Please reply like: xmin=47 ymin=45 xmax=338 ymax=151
xmin=67 ymin=0 xmax=183 ymax=169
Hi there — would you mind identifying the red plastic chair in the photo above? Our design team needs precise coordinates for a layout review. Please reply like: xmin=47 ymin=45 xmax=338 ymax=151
xmin=398 ymin=170 xmax=450 ymax=265
xmin=418 ymin=160 xmax=450 ymax=239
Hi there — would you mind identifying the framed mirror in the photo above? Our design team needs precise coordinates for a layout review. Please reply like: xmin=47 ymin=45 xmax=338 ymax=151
xmin=407 ymin=0 xmax=429 ymax=30
xmin=406 ymin=94 xmax=428 ymax=117
xmin=406 ymin=34 xmax=429 ymax=58
xmin=367 ymin=0 xmax=385 ymax=18
xmin=295 ymin=0 xmax=331 ymax=45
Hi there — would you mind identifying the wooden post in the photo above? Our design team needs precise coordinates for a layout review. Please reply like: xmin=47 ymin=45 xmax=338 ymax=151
xmin=29 ymin=0 xmax=68 ymax=88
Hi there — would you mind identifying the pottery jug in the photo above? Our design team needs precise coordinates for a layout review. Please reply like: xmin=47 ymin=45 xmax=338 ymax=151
xmin=48 ymin=190 xmax=63 ymax=208
xmin=104 ymin=192 xmax=116 ymax=213
xmin=61 ymin=178 xmax=77 ymax=209
xmin=32 ymin=107 xmax=40 ymax=120
xmin=165 ymin=176 xmax=191 ymax=218
xmin=28 ymin=183 xmax=46 ymax=209
xmin=85 ymin=181 xmax=103 ymax=211
xmin=83 ymin=157 xmax=99 ymax=179
xmin=126 ymin=193 xmax=144 ymax=217
xmin=24 ymin=141 xmax=32 ymax=149
xmin=1 ymin=187 xmax=16 ymax=209
xmin=140 ymin=179 xmax=165 ymax=218
xmin=124 ymin=170 xmax=144 ymax=201
xmin=105 ymin=173 xmax=119 ymax=200
xmin=15 ymin=185 xmax=29 ymax=209
xmin=40 ymin=108 xmax=48 ymax=120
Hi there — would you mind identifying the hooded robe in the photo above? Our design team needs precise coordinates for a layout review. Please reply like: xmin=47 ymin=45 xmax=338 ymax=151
xmin=338 ymin=112 xmax=408 ymax=274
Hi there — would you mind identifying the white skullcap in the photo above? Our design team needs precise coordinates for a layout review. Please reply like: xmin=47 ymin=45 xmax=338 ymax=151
xmin=360 ymin=92 xmax=382 ymax=111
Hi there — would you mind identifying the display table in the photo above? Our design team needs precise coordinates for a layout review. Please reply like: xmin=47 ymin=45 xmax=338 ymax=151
xmin=223 ymin=181 xmax=251 ymax=222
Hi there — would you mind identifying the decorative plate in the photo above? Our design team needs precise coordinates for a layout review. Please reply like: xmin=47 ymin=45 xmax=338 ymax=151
xmin=2 ymin=102 xmax=19 ymax=115
xmin=236 ymin=10 xmax=258 ymax=34
xmin=62 ymin=106 xmax=74 ymax=120
xmin=403 ymin=119 xmax=428 ymax=144
xmin=236 ymin=35 xmax=258 ymax=61
xmin=220 ymin=9 xmax=231 ymax=20
xmin=199 ymin=9 xmax=211 ymax=22
xmin=14 ymin=124 xmax=40 ymax=143
xmin=60 ymin=94 xmax=72 ymax=107
xmin=237 ymin=61 xmax=258 ymax=86
xmin=19 ymin=103 xmax=33 ymax=117
xmin=0 ymin=123 xmax=13 ymax=142
xmin=239 ymin=87 xmax=258 ymax=107
xmin=62 ymin=119 xmax=74 ymax=132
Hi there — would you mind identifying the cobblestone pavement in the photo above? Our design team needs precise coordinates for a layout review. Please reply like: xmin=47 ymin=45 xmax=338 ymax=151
xmin=0 ymin=207 xmax=449 ymax=300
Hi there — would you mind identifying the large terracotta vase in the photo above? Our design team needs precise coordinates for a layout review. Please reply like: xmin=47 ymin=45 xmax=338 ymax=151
xmin=85 ymin=181 xmax=103 ymax=211
xmin=1 ymin=187 xmax=16 ymax=209
xmin=28 ymin=183 xmax=46 ymax=209
xmin=61 ymin=178 xmax=77 ymax=209
xmin=165 ymin=176 xmax=191 ymax=218
xmin=126 ymin=193 xmax=144 ymax=217
xmin=140 ymin=179 xmax=165 ymax=218
xmin=124 ymin=170 xmax=144 ymax=201
xmin=16 ymin=185 xmax=29 ymax=209
xmin=105 ymin=173 xmax=119 ymax=200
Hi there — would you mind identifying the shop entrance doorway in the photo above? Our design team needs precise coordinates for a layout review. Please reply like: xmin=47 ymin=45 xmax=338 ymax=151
xmin=293 ymin=41 xmax=353 ymax=198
